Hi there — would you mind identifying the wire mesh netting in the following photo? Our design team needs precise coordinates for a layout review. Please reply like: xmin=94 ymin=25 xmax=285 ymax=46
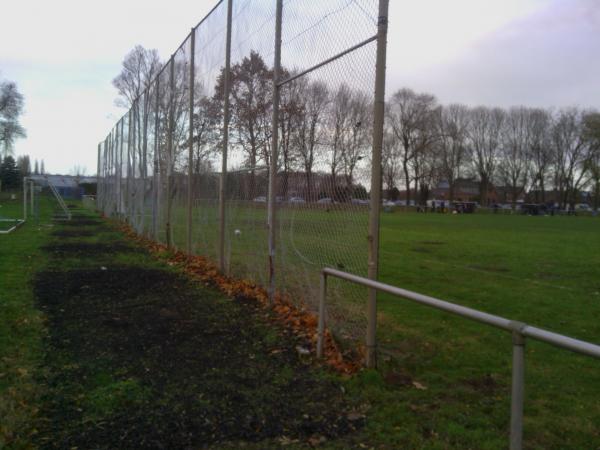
xmin=97 ymin=0 xmax=382 ymax=350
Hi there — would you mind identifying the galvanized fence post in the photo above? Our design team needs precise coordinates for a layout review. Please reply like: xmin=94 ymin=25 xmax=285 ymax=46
xmin=267 ymin=0 xmax=283 ymax=305
xmin=119 ymin=118 xmax=125 ymax=218
xmin=218 ymin=0 xmax=233 ymax=273
xmin=510 ymin=322 xmax=526 ymax=450
xmin=141 ymin=89 xmax=149 ymax=235
xmin=126 ymin=108 xmax=133 ymax=222
xmin=131 ymin=100 xmax=138 ymax=227
xmin=97 ymin=143 xmax=101 ymax=209
xmin=152 ymin=76 xmax=160 ymax=240
xmin=166 ymin=56 xmax=175 ymax=247
xmin=187 ymin=27 xmax=196 ymax=255
xmin=366 ymin=0 xmax=389 ymax=368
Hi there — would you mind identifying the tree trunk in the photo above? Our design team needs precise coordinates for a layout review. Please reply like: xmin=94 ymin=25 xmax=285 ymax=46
xmin=403 ymin=161 xmax=410 ymax=208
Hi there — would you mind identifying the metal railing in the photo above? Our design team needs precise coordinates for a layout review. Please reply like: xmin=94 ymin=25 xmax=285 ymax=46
xmin=316 ymin=267 xmax=600 ymax=450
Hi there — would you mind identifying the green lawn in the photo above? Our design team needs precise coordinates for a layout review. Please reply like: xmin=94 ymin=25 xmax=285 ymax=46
xmin=0 ymin=191 xmax=54 ymax=447
xmin=4 ymin=191 xmax=600 ymax=448
xmin=123 ymin=201 xmax=600 ymax=447
xmin=355 ymin=212 xmax=600 ymax=449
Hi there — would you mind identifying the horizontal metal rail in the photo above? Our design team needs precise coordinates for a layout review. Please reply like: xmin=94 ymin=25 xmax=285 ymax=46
xmin=316 ymin=267 xmax=600 ymax=450
xmin=277 ymin=34 xmax=377 ymax=87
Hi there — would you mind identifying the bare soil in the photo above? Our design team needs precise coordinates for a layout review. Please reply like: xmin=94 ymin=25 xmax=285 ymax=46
xmin=33 ymin=213 xmax=360 ymax=448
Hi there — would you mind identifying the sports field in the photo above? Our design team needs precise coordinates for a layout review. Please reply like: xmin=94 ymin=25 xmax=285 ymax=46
xmin=2 ymin=193 xmax=599 ymax=448
xmin=368 ymin=212 xmax=600 ymax=448
xmin=119 ymin=200 xmax=600 ymax=447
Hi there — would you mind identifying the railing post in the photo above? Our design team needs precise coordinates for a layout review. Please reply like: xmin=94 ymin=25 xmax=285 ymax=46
xmin=510 ymin=321 xmax=526 ymax=450
xmin=366 ymin=0 xmax=389 ymax=368
xmin=317 ymin=271 xmax=328 ymax=358
xmin=218 ymin=0 xmax=233 ymax=273
xmin=187 ymin=28 xmax=196 ymax=255
xmin=268 ymin=0 xmax=283 ymax=304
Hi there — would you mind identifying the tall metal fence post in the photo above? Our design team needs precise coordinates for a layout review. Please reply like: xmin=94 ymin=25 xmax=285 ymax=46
xmin=119 ymin=118 xmax=125 ymax=217
xmin=187 ymin=28 xmax=196 ymax=255
xmin=126 ymin=108 xmax=133 ymax=222
xmin=97 ymin=143 xmax=101 ymax=208
xmin=510 ymin=323 xmax=526 ymax=450
xmin=218 ymin=0 xmax=233 ymax=273
xmin=131 ymin=101 xmax=137 ymax=227
xmin=141 ymin=89 xmax=149 ymax=235
xmin=152 ymin=77 xmax=160 ymax=240
xmin=166 ymin=56 xmax=175 ymax=247
xmin=267 ymin=0 xmax=283 ymax=305
xmin=366 ymin=0 xmax=389 ymax=368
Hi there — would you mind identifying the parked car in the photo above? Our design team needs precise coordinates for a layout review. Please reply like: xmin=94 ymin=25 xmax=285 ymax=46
xmin=317 ymin=197 xmax=333 ymax=204
xmin=288 ymin=196 xmax=305 ymax=204
xmin=351 ymin=198 xmax=370 ymax=205
xmin=253 ymin=196 xmax=267 ymax=203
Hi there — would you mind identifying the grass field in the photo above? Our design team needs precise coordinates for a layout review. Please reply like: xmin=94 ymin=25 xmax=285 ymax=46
xmin=361 ymin=212 xmax=600 ymax=448
xmin=2 ymin=192 xmax=600 ymax=448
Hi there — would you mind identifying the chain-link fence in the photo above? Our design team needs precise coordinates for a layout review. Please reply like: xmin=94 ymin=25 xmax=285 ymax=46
xmin=97 ymin=0 xmax=388 ymax=358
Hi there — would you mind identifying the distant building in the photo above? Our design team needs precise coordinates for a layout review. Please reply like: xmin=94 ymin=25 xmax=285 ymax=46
xmin=29 ymin=174 xmax=87 ymax=199
xmin=432 ymin=178 xmax=496 ymax=203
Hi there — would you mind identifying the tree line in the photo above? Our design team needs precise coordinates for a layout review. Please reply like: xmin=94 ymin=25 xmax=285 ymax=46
xmin=110 ymin=47 xmax=600 ymax=209
xmin=384 ymin=90 xmax=600 ymax=209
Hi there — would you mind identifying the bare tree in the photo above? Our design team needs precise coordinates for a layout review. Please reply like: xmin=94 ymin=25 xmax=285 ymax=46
xmin=341 ymin=89 xmax=371 ymax=200
xmin=293 ymin=80 xmax=329 ymax=201
xmin=387 ymin=88 xmax=438 ymax=206
xmin=551 ymin=107 xmax=595 ymax=209
xmin=436 ymin=104 xmax=470 ymax=202
xmin=278 ymin=70 xmax=304 ymax=198
xmin=498 ymin=106 xmax=531 ymax=208
xmin=113 ymin=46 xmax=163 ymax=209
xmin=527 ymin=108 xmax=553 ymax=203
xmin=113 ymin=45 xmax=162 ymax=108
xmin=327 ymin=83 xmax=353 ymax=199
xmin=584 ymin=112 xmax=600 ymax=210
xmin=382 ymin=125 xmax=401 ymax=195
xmin=467 ymin=106 xmax=504 ymax=205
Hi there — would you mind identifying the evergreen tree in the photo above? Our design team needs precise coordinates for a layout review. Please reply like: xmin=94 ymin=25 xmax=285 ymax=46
xmin=0 ymin=156 xmax=21 ymax=189
xmin=34 ymin=159 xmax=39 ymax=175
xmin=40 ymin=160 xmax=45 ymax=175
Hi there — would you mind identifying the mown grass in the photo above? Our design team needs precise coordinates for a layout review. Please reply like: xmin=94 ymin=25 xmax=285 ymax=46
xmin=3 ymin=192 xmax=600 ymax=448
xmin=117 ymin=201 xmax=600 ymax=448
xmin=351 ymin=212 xmax=600 ymax=449
xmin=0 ymin=191 xmax=54 ymax=447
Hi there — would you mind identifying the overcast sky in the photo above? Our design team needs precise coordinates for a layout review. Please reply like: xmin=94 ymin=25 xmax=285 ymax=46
xmin=1 ymin=0 xmax=598 ymax=174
